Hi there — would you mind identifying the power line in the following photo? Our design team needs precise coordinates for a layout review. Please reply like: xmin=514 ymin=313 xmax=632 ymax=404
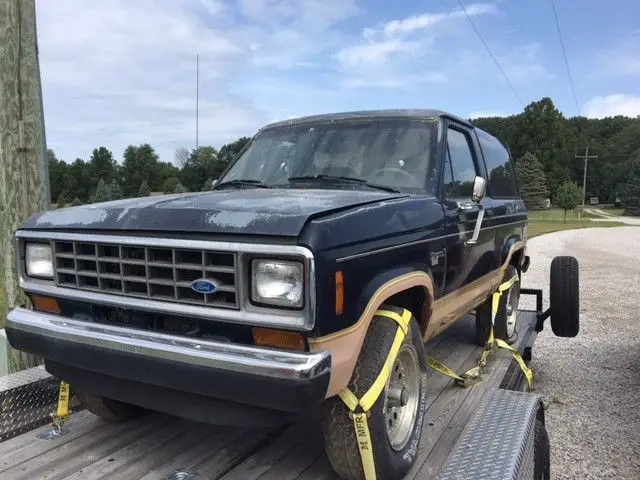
xmin=456 ymin=0 xmax=525 ymax=107
xmin=550 ymin=0 xmax=581 ymax=116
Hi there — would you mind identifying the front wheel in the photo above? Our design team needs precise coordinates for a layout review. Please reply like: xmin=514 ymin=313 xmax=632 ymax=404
xmin=321 ymin=305 xmax=428 ymax=480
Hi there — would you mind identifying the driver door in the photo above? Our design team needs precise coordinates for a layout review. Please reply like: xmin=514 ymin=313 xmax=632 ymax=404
xmin=440 ymin=122 xmax=495 ymax=301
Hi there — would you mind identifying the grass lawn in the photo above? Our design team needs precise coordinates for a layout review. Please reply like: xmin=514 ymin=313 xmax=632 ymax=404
xmin=527 ymin=208 xmax=627 ymax=238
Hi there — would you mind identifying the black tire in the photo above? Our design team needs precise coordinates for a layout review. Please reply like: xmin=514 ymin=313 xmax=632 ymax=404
xmin=533 ymin=419 xmax=550 ymax=479
xmin=475 ymin=265 xmax=520 ymax=346
xmin=549 ymin=256 xmax=579 ymax=337
xmin=74 ymin=389 xmax=148 ymax=422
xmin=321 ymin=305 xmax=428 ymax=480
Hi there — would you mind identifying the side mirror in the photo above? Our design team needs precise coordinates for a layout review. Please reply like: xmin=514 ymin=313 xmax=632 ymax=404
xmin=471 ymin=176 xmax=487 ymax=203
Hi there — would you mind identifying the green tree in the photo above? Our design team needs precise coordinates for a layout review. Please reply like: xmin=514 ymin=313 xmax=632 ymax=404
xmin=217 ymin=137 xmax=250 ymax=168
xmin=172 ymin=182 xmax=189 ymax=194
xmin=91 ymin=178 xmax=111 ymax=203
xmin=620 ymin=159 xmax=640 ymax=216
xmin=201 ymin=178 xmax=216 ymax=191
xmin=514 ymin=152 xmax=550 ymax=210
xmin=554 ymin=181 xmax=583 ymax=222
xmin=162 ymin=176 xmax=181 ymax=193
xmin=121 ymin=144 xmax=160 ymax=196
xmin=138 ymin=180 xmax=151 ymax=197
xmin=180 ymin=146 xmax=220 ymax=191
xmin=71 ymin=197 xmax=82 ymax=206
xmin=88 ymin=147 xmax=117 ymax=192
xmin=47 ymin=149 xmax=67 ymax=202
xmin=56 ymin=192 xmax=68 ymax=208
xmin=108 ymin=179 xmax=124 ymax=200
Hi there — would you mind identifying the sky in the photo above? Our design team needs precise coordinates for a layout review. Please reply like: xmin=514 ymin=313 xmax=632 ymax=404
xmin=35 ymin=0 xmax=640 ymax=164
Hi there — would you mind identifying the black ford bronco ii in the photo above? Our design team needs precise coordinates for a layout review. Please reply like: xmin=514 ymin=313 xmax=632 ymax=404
xmin=7 ymin=109 xmax=534 ymax=479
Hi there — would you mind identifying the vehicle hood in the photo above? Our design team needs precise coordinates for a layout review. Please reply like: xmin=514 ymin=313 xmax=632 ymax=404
xmin=22 ymin=189 xmax=408 ymax=237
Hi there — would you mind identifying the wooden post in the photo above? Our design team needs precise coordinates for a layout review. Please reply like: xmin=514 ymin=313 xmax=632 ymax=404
xmin=0 ymin=0 xmax=49 ymax=372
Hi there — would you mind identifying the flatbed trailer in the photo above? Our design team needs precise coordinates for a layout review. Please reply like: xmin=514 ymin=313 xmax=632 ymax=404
xmin=0 ymin=293 xmax=551 ymax=480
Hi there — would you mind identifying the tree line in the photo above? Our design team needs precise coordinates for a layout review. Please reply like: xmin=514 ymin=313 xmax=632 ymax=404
xmin=47 ymin=97 xmax=639 ymax=215
xmin=48 ymin=137 xmax=251 ymax=206
xmin=471 ymin=97 xmax=640 ymax=215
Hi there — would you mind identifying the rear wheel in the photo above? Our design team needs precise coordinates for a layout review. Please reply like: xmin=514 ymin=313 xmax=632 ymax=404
xmin=321 ymin=305 xmax=427 ymax=480
xmin=75 ymin=389 xmax=148 ymax=422
xmin=475 ymin=265 xmax=520 ymax=346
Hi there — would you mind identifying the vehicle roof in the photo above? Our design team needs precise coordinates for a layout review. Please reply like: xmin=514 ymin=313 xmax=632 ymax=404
xmin=261 ymin=109 xmax=473 ymax=131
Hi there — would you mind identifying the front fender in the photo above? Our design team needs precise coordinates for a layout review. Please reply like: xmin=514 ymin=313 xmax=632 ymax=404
xmin=308 ymin=268 xmax=434 ymax=397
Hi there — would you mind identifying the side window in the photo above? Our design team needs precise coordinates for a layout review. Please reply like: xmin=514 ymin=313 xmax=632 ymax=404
xmin=476 ymin=129 xmax=519 ymax=198
xmin=443 ymin=128 xmax=477 ymax=198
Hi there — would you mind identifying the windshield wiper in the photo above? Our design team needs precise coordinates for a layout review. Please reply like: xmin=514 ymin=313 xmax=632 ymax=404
xmin=287 ymin=175 xmax=400 ymax=193
xmin=214 ymin=179 xmax=272 ymax=190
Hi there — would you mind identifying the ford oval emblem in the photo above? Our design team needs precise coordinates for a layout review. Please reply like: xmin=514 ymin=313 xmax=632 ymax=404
xmin=190 ymin=279 xmax=217 ymax=295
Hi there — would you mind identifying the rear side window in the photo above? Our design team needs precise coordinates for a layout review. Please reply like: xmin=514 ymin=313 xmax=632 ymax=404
xmin=476 ymin=129 xmax=519 ymax=198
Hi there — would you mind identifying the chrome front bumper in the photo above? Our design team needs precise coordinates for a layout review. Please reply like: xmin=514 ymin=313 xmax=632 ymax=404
xmin=6 ymin=308 xmax=331 ymax=382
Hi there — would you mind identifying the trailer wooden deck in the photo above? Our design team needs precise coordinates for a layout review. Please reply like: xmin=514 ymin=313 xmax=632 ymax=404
xmin=0 ymin=312 xmax=537 ymax=480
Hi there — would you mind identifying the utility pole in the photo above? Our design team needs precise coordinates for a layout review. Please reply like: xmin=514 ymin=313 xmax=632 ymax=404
xmin=0 ymin=0 xmax=49 ymax=372
xmin=195 ymin=54 xmax=199 ymax=155
xmin=575 ymin=147 xmax=598 ymax=215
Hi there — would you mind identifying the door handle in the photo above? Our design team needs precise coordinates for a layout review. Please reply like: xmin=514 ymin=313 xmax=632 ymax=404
xmin=456 ymin=201 xmax=476 ymax=211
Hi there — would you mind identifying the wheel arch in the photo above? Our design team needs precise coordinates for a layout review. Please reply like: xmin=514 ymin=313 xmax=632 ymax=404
xmin=309 ymin=269 xmax=435 ymax=398
xmin=502 ymin=236 xmax=525 ymax=271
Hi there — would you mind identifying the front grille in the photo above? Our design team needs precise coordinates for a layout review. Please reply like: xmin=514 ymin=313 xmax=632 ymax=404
xmin=52 ymin=240 xmax=238 ymax=309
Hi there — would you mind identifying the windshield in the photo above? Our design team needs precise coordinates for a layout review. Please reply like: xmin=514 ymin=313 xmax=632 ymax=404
xmin=218 ymin=118 xmax=437 ymax=194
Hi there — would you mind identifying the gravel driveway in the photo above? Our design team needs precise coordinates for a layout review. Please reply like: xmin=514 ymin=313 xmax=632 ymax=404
xmin=519 ymin=226 xmax=640 ymax=479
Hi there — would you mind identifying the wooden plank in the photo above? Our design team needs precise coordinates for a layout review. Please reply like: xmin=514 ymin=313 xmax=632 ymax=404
xmin=137 ymin=427 xmax=247 ymax=480
xmin=218 ymin=420 xmax=311 ymax=480
xmin=187 ymin=427 xmax=279 ymax=479
xmin=256 ymin=423 xmax=324 ymax=480
xmin=0 ymin=411 xmax=117 ymax=472
xmin=0 ymin=410 xmax=95 ymax=460
xmin=0 ymin=414 xmax=169 ymax=480
xmin=295 ymin=454 xmax=339 ymax=480
xmin=61 ymin=418 xmax=200 ymax=480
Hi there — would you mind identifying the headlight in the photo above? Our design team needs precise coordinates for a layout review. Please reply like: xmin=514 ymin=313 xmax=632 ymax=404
xmin=251 ymin=260 xmax=303 ymax=308
xmin=25 ymin=243 xmax=54 ymax=279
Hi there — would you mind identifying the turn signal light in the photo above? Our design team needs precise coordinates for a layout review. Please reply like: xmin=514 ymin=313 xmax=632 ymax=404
xmin=335 ymin=271 xmax=344 ymax=315
xmin=31 ymin=295 xmax=61 ymax=314
xmin=252 ymin=327 xmax=306 ymax=351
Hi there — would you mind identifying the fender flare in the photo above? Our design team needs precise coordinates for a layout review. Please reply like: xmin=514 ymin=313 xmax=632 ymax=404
xmin=501 ymin=235 xmax=525 ymax=269
xmin=308 ymin=269 xmax=435 ymax=397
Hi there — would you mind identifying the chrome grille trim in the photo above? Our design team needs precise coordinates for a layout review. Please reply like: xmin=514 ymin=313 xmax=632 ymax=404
xmin=15 ymin=231 xmax=317 ymax=331
xmin=51 ymin=240 xmax=238 ymax=308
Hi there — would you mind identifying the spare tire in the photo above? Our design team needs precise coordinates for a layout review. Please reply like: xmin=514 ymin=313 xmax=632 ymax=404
xmin=549 ymin=256 xmax=579 ymax=337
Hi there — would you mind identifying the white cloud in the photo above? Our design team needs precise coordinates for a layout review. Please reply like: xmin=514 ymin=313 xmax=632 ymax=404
xmin=337 ymin=3 xmax=497 ymax=70
xmin=380 ymin=3 xmax=497 ymax=37
xmin=583 ymin=94 xmax=640 ymax=118
xmin=35 ymin=0 xmax=358 ymax=163
xmin=596 ymin=35 xmax=640 ymax=77
xmin=468 ymin=111 xmax=509 ymax=119
xmin=342 ymin=72 xmax=447 ymax=89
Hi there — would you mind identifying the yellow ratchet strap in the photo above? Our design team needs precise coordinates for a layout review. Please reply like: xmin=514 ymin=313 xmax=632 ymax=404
xmin=427 ymin=272 xmax=534 ymax=389
xmin=51 ymin=381 xmax=71 ymax=432
xmin=337 ymin=308 xmax=412 ymax=480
